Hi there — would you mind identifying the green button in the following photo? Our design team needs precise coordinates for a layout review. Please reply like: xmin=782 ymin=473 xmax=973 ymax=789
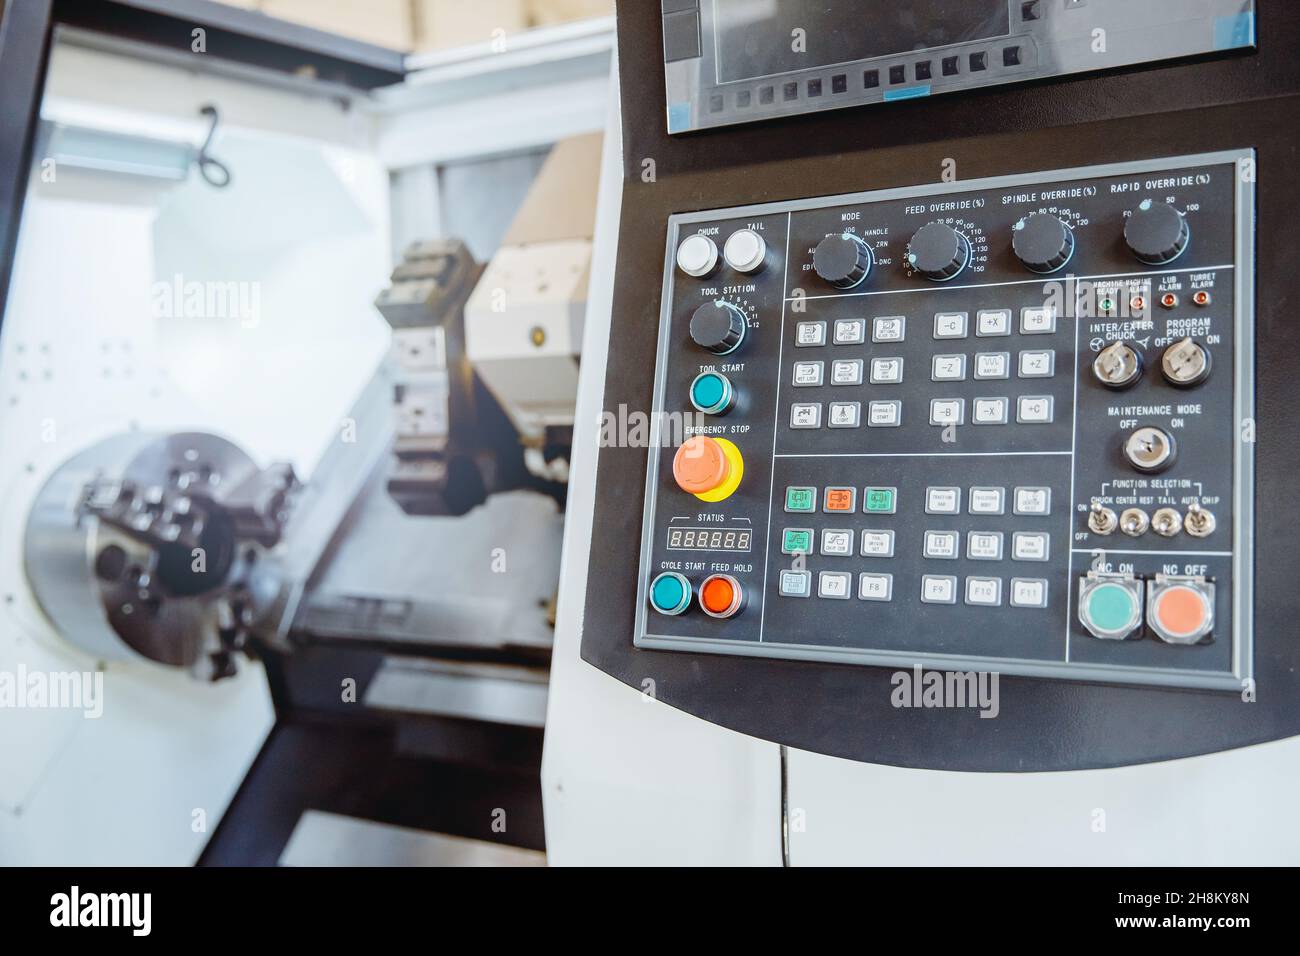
xmin=649 ymin=572 xmax=690 ymax=616
xmin=784 ymin=486 xmax=815 ymax=512
xmin=863 ymin=487 xmax=896 ymax=513
xmin=1087 ymin=583 xmax=1138 ymax=634
xmin=782 ymin=529 xmax=812 ymax=554
xmin=689 ymin=371 xmax=732 ymax=415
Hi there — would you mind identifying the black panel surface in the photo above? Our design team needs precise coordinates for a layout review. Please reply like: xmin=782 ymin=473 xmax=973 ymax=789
xmin=581 ymin=0 xmax=1300 ymax=771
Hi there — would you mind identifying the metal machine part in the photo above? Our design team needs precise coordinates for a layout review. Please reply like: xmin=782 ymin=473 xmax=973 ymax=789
xmin=660 ymin=0 xmax=1257 ymax=133
xmin=24 ymin=432 xmax=296 ymax=679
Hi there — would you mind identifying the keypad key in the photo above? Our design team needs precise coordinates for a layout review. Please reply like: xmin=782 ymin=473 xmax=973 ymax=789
xmin=868 ymin=400 xmax=902 ymax=427
xmin=870 ymin=357 xmax=904 ymax=384
xmin=793 ymin=360 xmax=824 ymax=386
xmin=968 ymin=486 xmax=1006 ymax=515
xmin=976 ymin=309 xmax=1012 ymax=336
xmin=965 ymin=576 xmax=1003 ymax=606
xmin=833 ymin=318 xmax=867 ymax=344
xmin=1013 ymin=486 xmax=1052 ymax=515
xmin=923 ymin=530 xmax=960 ymax=559
xmin=781 ymin=528 xmax=813 ymax=554
xmin=1020 ymin=306 xmax=1056 ymax=334
xmin=828 ymin=401 xmax=861 ymax=428
xmin=930 ymin=398 xmax=965 ymax=425
xmin=784 ymin=486 xmax=816 ymax=513
xmin=1017 ymin=395 xmax=1054 ymax=423
xmin=966 ymin=531 xmax=1004 ymax=561
xmin=820 ymin=529 xmax=854 ymax=556
xmin=925 ymin=487 xmax=961 ymax=514
xmin=779 ymin=570 xmax=811 ymax=598
xmin=934 ymin=312 xmax=968 ymax=339
xmin=974 ymin=351 xmax=1011 ymax=380
xmin=873 ymin=316 xmax=906 ymax=342
xmin=972 ymin=397 xmax=1009 ymax=424
xmin=831 ymin=359 xmax=864 ymax=385
xmin=860 ymin=529 xmax=896 ymax=557
xmin=818 ymin=571 xmax=852 ymax=599
xmin=795 ymin=321 xmax=827 ymax=346
xmin=1018 ymin=349 xmax=1055 ymax=378
xmin=931 ymin=354 xmax=967 ymax=381
xmin=1011 ymin=531 xmax=1050 ymax=561
xmin=790 ymin=403 xmax=822 ymax=428
xmin=859 ymin=573 xmax=894 ymax=602
xmin=863 ymin=487 xmax=897 ymax=514
xmin=921 ymin=575 xmax=958 ymax=604
xmin=1010 ymin=577 xmax=1049 ymax=608
xmin=824 ymin=486 xmax=857 ymax=513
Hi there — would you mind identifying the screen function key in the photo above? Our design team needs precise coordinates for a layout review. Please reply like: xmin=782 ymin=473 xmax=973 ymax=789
xmin=921 ymin=575 xmax=958 ymax=604
xmin=1010 ymin=577 xmax=1049 ymax=608
xmin=968 ymin=486 xmax=1005 ymax=515
xmin=925 ymin=487 xmax=961 ymax=515
xmin=859 ymin=573 xmax=894 ymax=602
xmin=818 ymin=571 xmax=853 ymax=599
xmin=1013 ymin=487 xmax=1052 ymax=516
xmin=965 ymin=576 xmax=1003 ymax=606
xmin=860 ymin=529 xmax=896 ymax=557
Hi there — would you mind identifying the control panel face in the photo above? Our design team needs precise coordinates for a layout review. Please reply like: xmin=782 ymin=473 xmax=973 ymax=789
xmin=636 ymin=151 xmax=1254 ymax=691
xmin=661 ymin=0 xmax=1256 ymax=134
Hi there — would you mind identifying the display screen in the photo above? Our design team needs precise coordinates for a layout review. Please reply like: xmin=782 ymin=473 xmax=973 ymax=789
xmin=667 ymin=527 xmax=753 ymax=552
xmin=713 ymin=0 xmax=1012 ymax=83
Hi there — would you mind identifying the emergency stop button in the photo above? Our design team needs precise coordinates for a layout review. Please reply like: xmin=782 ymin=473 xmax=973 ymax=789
xmin=672 ymin=435 xmax=744 ymax=502
xmin=1147 ymin=577 xmax=1215 ymax=645
xmin=699 ymin=573 xmax=744 ymax=619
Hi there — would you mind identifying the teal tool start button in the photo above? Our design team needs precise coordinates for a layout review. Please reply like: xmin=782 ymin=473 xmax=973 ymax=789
xmin=689 ymin=371 xmax=734 ymax=415
xmin=649 ymin=571 xmax=691 ymax=616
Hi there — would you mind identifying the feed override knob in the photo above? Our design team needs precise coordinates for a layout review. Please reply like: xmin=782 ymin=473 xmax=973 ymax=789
xmin=907 ymin=221 xmax=971 ymax=281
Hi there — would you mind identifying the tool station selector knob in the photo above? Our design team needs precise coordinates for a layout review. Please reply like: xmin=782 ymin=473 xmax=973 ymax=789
xmin=1124 ymin=200 xmax=1190 ymax=265
xmin=689 ymin=300 xmax=747 ymax=355
xmin=812 ymin=233 xmax=873 ymax=289
xmin=907 ymin=221 xmax=971 ymax=281
xmin=1012 ymin=212 xmax=1076 ymax=273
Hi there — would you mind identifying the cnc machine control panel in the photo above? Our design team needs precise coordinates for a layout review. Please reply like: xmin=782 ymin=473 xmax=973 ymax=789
xmin=636 ymin=151 xmax=1254 ymax=691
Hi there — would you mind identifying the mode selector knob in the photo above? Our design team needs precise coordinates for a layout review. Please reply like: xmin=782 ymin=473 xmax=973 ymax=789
xmin=689 ymin=300 xmax=747 ymax=355
xmin=812 ymin=233 xmax=873 ymax=289
xmin=1012 ymin=212 xmax=1076 ymax=273
xmin=907 ymin=221 xmax=971 ymax=281
xmin=1125 ymin=200 xmax=1190 ymax=265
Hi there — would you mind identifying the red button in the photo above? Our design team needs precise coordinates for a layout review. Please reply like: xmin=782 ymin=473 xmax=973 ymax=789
xmin=672 ymin=436 xmax=730 ymax=494
xmin=699 ymin=574 xmax=743 ymax=619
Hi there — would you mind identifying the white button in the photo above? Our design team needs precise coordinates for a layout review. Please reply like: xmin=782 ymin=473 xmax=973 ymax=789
xmin=976 ymin=309 xmax=1012 ymax=336
xmin=1013 ymin=486 xmax=1052 ymax=515
xmin=859 ymin=573 xmax=894 ymax=602
xmin=929 ymin=398 xmax=964 ymax=425
xmin=1018 ymin=349 xmax=1055 ymax=378
xmin=931 ymin=354 xmax=967 ymax=381
xmin=793 ymin=360 xmax=824 ymax=386
xmin=1012 ymin=531 xmax=1050 ymax=561
xmin=833 ymin=318 xmax=867 ymax=345
xmin=868 ymin=400 xmax=902 ymax=427
xmin=967 ymin=531 xmax=1004 ymax=560
xmin=820 ymin=529 xmax=854 ymax=556
xmin=1017 ymin=395 xmax=1054 ymax=423
xmin=676 ymin=233 xmax=718 ymax=277
xmin=795 ymin=321 xmax=826 ymax=346
xmin=790 ymin=403 xmax=822 ymax=428
xmin=968 ymin=487 xmax=1005 ymax=515
xmin=828 ymin=401 xmax=861 ymax=428
xmin=965 ymin=576 xmax=1003 ymax=606
xmin=818 ymin=571 xmax=852 ymax=599
xmin=925 ymin=487 xmax=961 ymax=514
xmin=860 ymin=530 xmax=895 ymax=557
xmin=1010 ymin=577 xmax=1048 ymax=608
xmin=921 ymin=575 xmax=957 ymax=604
xmin=972 ymin=397 xmax=1009 ymax=424
xmin=723 ymin=228 xmax=766 ymax=273
xmin=974 ymin=352 xmax=1010 ymax=380
xmin=934 ymin=312 xmax=968 ymax=339
xmin=873 ymin=316 xmax=905 ymax=342
xmin=1020 ymin=306 xmax=1056 ymax=334
xmin=779 ymin=570 xmax=811 ymax=598
xmin=831 ymin=359 xmax=864 ymax=385
xmin=870 ymin=357 xmax=904 ymax=384
xmin=923 ymin=530 xmax=959 ymax=559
